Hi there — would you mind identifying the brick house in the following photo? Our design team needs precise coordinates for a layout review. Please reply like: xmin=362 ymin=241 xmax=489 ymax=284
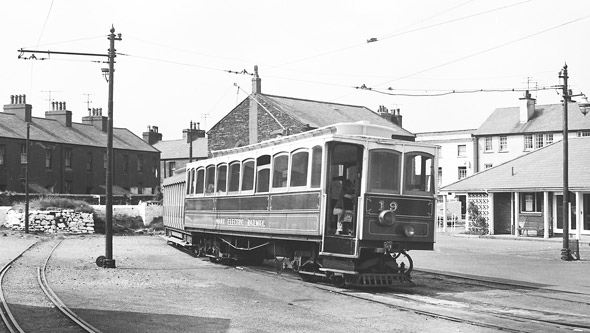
xmin=207 ymin=66 xmax=414 ymax=152
xmin=0 ymin=95 xmax=160 ymax=195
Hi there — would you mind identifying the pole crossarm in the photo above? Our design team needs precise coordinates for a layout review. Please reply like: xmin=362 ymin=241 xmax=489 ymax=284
xmin=18 ymin=48 xmax=109 ymax=59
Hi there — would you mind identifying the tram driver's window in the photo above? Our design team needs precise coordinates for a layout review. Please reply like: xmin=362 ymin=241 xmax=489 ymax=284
xmin=290 ymin=150 xmax=309 ymax=187
xmin=241 ymin=160 xmax=255 ymax=191
xmin=205 ymin=165 xmax=215 ymax=194
xmin=195 ymin=168 xmax=205 ymax=194
xmin=256 ymin=155 xmax=270 ymax=193
xmin=369 ymin=150 xmax=400 ymax=193
xmin=404 ymin=153 xmax=434 ymax=194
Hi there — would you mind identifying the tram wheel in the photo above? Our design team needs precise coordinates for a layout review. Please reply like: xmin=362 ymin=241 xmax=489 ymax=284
xmin=333 ymin=275 xmax=346 ymax=288
xmin=95 ymin=255 xmax=106 ymax=267
xmin=298 ymin=262 xmax=320 ymax=283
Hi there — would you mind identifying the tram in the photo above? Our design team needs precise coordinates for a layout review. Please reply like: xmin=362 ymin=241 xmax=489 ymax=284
xmin=163 ymin=122 xmax=438 ymax=287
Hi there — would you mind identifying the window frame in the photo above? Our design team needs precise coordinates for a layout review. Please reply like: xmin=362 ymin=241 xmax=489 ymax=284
xmin=368 ymin=149 xmax=401 ymax=194
xmin=499 ymin=136 xmax=507 ymax=152
xmin=524 ymin=134 xmax=533 ymax=150
xmin=520 ymin=192 xmax=543 ymax=213
xmin=289 ymin=149 xmax=309 ymax=188
xmin=0 ymin=145 xmax=5 ymax=166
xmin=457 ymin=144 xmax=466 ymax=157
xmin=271 ymin=152 xmax=289 ymax=191
xmin=241 ymin=159 xmax=256 ymax=193
xmin=310 ymin=145 xmax=322 ymax=189
xmin=216 ymin=163 xmax=228 ymax=194
xmin=65 ymin=148 xmax=73 ymax=168
xmin=205 ymin=165 xmax=216 ymax=195
xmin=484 ymin=137 xmax=493 ymax=152
xmin=403 ymin=152 xmax=434 ymax=195
xmin=458 ymin=166 xmax=467 ymax=180
xmin=228 ymin=161 xmax=241 ymax=193
xmin=195 ymin=168 xmax=205 ymax=195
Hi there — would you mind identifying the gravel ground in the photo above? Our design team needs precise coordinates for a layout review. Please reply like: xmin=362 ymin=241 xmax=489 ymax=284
xmin=1 ymin=230 xmax=491 ymax=333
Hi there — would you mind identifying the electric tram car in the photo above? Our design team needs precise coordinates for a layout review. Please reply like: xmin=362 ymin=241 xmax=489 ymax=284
xmin=162 ymin=122 xmax=438 ymax=287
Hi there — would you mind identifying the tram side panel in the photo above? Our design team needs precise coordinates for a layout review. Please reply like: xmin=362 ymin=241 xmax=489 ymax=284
xmin=184 ymin=191 xmax=322 ymax=238
xmin=163 ymin=179 xmax=188 ymax=241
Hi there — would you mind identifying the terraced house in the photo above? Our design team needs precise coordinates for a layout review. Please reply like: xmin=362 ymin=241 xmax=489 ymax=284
xmin=0 ymin=95 xmax=160 ymax=195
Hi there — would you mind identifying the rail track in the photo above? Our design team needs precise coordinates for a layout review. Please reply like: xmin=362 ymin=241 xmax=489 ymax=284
xmin=198 ymin=250 xmax=590 ymax=333
xmin=0 ymin=238 xmax=101 ymax=333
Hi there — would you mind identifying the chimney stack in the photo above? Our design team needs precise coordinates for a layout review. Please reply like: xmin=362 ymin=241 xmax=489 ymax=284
xmin=183 ymin=122 xmax=205 ymax=143
xmin=82 ymin=107 xmax=108 ymax=132
xmin=4 ymin=94 xmax=32 ymax=122
xmin=377 ymin=105 xmax=403 ymax=127
xmin=143 ymin=125 xmax=163 ymax=145
xmin=45 ymin=100 xmax=72 ymax=127
xmin=519 ymin=90 xmax=536 ymax=123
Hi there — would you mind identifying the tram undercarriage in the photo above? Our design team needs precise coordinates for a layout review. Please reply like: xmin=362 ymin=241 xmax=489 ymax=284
xmin=165 ymin=229 xmax=414 ymax=288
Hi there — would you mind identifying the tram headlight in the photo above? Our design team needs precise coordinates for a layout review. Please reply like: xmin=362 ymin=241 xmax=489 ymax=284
xmin=404 ymin=225 xmax=416 ymax=237
xmin=378 ymin=210 xmax=396 ymax=226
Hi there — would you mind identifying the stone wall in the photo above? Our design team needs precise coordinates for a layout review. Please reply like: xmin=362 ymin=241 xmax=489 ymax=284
xmin=3 ymin=209 xmax=95 ymax=234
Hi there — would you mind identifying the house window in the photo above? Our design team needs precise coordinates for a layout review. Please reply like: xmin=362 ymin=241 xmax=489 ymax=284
xmin=457 ymin=145 xmax=466 ymax=157
xmin=545 ymin=133 xmax=553 ymax=144
xmin=87 ymin=152 xmax=93 ymax=171
xmin=499 ymin=136 xmax=507 ymax=152
xmin=137 ymin=155 xmax=143 ymax=172
xmin=45 ymin=149 xmax=52 ymax=168
xmin=20 ymin=144 xmax=27 ymax=164
xmin=152 ymin=158 xmax=158 ymax=176
xmin=65 ymin=148 xmax=72 ymax=168
xmin=577 ymin=131 xmax=590 ymax=137
xmin=520 ymin=192 xmax=543 ymax=213
xmin=458 ymin=166 xmax=467 ymax=180
xmin=535 ymin=134 xmax=544 ymax=149
xmin=524 ymin=135 xmax=533 ymax=150
xmin=64 ymin=180 xmax=72 ymax=194
xmin=0 ymin=145 xmax=5 ymax=165
xmin=168 ymin=161 xmax=176 ymax=177
xmin=484 ymin=137 xmax=493 ymax=152
xmin=484 ymin=163 xmax=493 ymax=169
xmin=123 ymin=155 xmax=129 ymax=173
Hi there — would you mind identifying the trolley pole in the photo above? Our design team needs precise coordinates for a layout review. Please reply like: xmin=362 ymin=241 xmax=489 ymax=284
xmin=104 ymin=26 xmax=122 ymax=269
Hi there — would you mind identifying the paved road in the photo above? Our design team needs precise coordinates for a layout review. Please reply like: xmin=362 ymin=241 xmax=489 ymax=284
xmin=412 ymin=231 xmax=590 ymax=295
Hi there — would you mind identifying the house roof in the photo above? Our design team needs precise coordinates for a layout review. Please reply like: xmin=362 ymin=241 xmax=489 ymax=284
xmin=153 ymin=138 xmax=208 ymax=160
xmin=441 ymin=136 xmax=590 ymax=193
xmin=0 ymin=112 xmax=158 ymax=152
xmin=254 ymin=94 xmax=415 ymax=139
xmin=475 ymin=102 xmax=590 ymax=136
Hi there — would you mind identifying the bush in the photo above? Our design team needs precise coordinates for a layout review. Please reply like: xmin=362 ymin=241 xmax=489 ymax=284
xmin=93 ymin=213 xmax=145 ymax=235
xmin=466 ymin=201 xmax=489 ymax=235
xmin=12 ymin=197 xmax=94 ymax=213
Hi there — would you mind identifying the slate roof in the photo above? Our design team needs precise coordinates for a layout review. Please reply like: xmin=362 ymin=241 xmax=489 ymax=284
xmin=441 ymin=136 xmax=590 ymax=192
xmin=475 ymin=102 xmax=590 ymax=136
xmin=153 ymin=138 xmax=208 ymax=160
xmin=0 ymin=112 xmax=158 ymax=152
xmin=256 ymin=94 xmax=415 ymax=139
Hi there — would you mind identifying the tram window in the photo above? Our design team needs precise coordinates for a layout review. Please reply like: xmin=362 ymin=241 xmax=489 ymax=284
xmin=196 ymin=168 xmax=205 ymax=194
xmin=272 ymin=154 xmax=289 ymax=189
xmin=256 ymin=155 xmax=271 ymax=193
xmin=242 ymin=160 xmax=255 ymax=191
xmin=190 ymin=169 xmax=196 ymax=194
xmin=228 ymin=162 xmax=241 ymax=192
xmin=310 ymin=146 xmax=322 ymax=188
xmin=290 ymin=150 xmax=309 ymax=187
xmin=404 ymin=153 xmax=434 ymax=194
xmin=217 ymin=164 xmax=227 ymax=194
xmin=186 ymin=169 xmax=192 ymax=195
xmin=205 ymin=165 xmax=215 ymax=194
xmin=368 ymin=150 xmax=400 ymax=193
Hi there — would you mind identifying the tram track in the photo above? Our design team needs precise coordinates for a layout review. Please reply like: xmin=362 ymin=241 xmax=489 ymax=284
xmin=234 ymin=258 xmax=590 ymax=333
xmin=1 ymin=238 xmax=101 ymax=333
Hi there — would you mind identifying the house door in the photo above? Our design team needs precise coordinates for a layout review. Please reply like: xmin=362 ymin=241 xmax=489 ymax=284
xmin=493 ymin=193 xmax=511 ymax=234
xmin=555 ymin=195 xmax=577 ymax=232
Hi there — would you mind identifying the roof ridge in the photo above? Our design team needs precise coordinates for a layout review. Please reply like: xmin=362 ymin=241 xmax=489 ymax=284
xmin=261 ymin=93 xmax=371 ymax=110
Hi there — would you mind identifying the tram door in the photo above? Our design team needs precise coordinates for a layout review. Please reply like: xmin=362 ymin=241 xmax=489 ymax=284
xmin=323 ymin=142 xmax=363 ymax=255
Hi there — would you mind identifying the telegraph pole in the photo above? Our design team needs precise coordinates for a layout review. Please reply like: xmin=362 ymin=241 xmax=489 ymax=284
xmin=559 ymin=65 xmax=570 ymax=261
xmin=25 ymin=122 xmax=30 ymax=234
xmin=104 ymin=26 xmax=122 ymax=268
xmin=17 ymin=26 xmax=121 ymax=268
xmin=189 ymin=121 xmax=194 ymax=162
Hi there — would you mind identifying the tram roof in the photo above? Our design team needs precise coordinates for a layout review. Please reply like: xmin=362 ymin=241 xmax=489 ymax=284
xmin=211 ymin=122 xmax=416 ymax=158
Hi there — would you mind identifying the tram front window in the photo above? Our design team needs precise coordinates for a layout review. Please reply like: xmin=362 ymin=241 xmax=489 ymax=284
xmin=368 ymin=150 xmax=401 ymax=194
xmin=404 ymin=153 xmax=434 ymax=195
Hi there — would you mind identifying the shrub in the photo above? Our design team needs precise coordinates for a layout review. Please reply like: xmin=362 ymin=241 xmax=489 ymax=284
xmin=93 ymin=213 xmax=145 ymax=235
xmin=466 ymin=201 xmax=489 ymax=235
xmin=12 ymin=197 xmax=94 ymax=213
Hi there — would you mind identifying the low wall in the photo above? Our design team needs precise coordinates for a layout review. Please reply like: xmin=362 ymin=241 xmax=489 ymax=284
xmin=3 ymin=209 xmax=95 ymax=234
xmin=91 ymin=202 xmax=162 ymax=226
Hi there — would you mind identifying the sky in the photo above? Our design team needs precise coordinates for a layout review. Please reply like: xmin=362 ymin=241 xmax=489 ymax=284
xmin=1 ymin=0 xmax=589 ymax=140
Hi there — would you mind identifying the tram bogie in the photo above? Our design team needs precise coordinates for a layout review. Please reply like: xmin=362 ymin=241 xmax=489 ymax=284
xmin=162 ymin=122 xmax=438 ymax=287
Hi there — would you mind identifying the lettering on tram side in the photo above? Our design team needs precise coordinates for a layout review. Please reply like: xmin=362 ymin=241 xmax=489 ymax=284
xmin=215 ymin=217 xmax=266 ymax=228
